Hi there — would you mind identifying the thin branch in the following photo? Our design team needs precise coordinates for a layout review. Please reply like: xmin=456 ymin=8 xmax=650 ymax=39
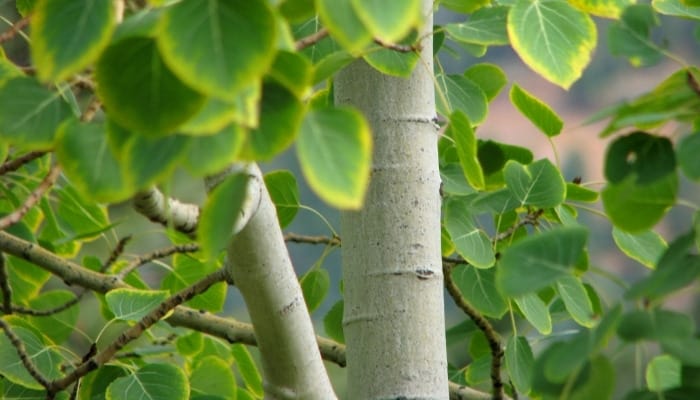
xmin=373 ymin=37 xmax=420 ymax=53
xmin=444 ymin=262 xmax=504 ymax=400
xmin=284 ymin=233 xmax=341 ymax=246
xmin=0 ymin=318 xmax=51 ymax=389
xmin=12 ymin=293 xmax=83 ymax=317
xmin=133 ymin=188 xmax=199 ymax=236
xmin=0 ymin=253 xmax=11 ymax=314
xmin=0 ymin=151 xmax=48 ymax=175
xmin=0 ymin=16 xmax=29 ymax=44
xmin=80 ymin=97 xmax=102 ymax=123
xmin=102 ymin=236 xmax=133 ymax=273
xmin=0 ymin=165 xmax=62 ymax=231
xmin=118 ymin=243 xmax=199 ymax=279
xmin=47 ymin=269 xmax=227 ymax=395
xmin=295 ymin=27 xmax=329 ymax=51
xmin=493 ymin=209 xmax=542 ymax=243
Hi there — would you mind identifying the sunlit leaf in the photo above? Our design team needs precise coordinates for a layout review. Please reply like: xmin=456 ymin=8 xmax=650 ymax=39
xmin=570 ymin=0 xmax=634 ymax=18
xmin=608 ymin=5 xmax=663 ymax=67
xmin=350 ymin=0 xmax=422 ymax=42
xmin=446 ymin=6 xmax=509 ymax=46
xmin=508 ymin=0 xmax=596 ymax=89
xmin=161 ymin=255 xmax=226 ymax=312
xmin=556 ymin=275 xmax=595 ymax=327
xmin=646 ymin=355 xmax=681 ymax=391
xmin=190 ymin=356 xmax=237 ymax=398
xmin=464 ymin=63 xmax=507 ymax=101
xmin=297 ymin=106 xmax=371 ymax=209
xmin=232 ymin=344 xmax=263 ymax=397
xmin=157 ymin=0 xmax=277 ymax=101
xmin=105 ymin=288 xmax=169 ymax=322
xmin=317 ymin=0 xmax=372 ymax=54
xmin=436 ymin=74 xmax=488 ymax=124
xmin=504 ymin=159 xmax=567 ymax=208
xmin=612 ymin=227 xmax=667 ymax=268
xmin=32 ymin=0 xmax=115 ymax=82
xmin=509 ymin=84 xmax=563 ymax=137
xmin=264 ymin=170 xmax=300 ymax=228
xmin=447 ymin=111 xmax=485 ymax=190
xmin=107 ymin=364 xmax=188 ymax=400
xmin=515 ymin=293 xmax=552 ymax=334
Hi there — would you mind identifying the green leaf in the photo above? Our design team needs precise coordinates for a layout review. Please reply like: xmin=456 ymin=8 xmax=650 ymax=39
xmin=180 ymin=96 xmax=250 ymax=135
xmin=77 ymin=366 xmax=128 ymax=400
xmin=556 ymin=275 xmax=595 ymax=327
xmin=440 ymin=163 xmax=475 ymax=196
xmin=466 ymin=354 xmax=492 ymax=386
xmin=199 ymin=173 xmax=249 ymax=260
xmin=232 ymin=344 xmax=263 ymax=397
xmin=300 ymin=269 xmax=330 ymax=313
xmin=678 ymin=133 xmax=700 ymax=181
xmin=646 ymin=355 xmax=681 ymax=391
xmin=498 ymin=226 xmax=588 ymax=297
xmin=107 ymin=363 xmax=188 ymax=400
xmin=297 ymin=106 xmax=371 ymax=209
xmin=31 ymin=0 xmax=115 ymax=82
xmin=16 ymin=0 xmax=38 ymax=16
xmin=565 ymin=183 xmax=599 ymax=202
xmin=55 ymin=120 xmax=130 ymax=202
xmin=605 ymin=131 xmax=676 ymax=185
xmin=436 ymin=74 xmax=488 ymax=124
xmin=27 ymin=290 xmax=79 ymax=344
xmin=464 ymin=63 xmax=507 ymax=101
xmin=53 ymin=184 xmax=110 ymax=240
xmin=105 ymin=288 xmax=169 ymax=322
xmin=602 ymin=173 xmax=678 ymax=232
xmin=612 ymin=227 xmax=667 ymax=268
xmin=96 ymin=37 xmax=205 ymax=135
xmin=444 ymin=198 xmax=496 ymax=268
xmin=268 ymin=50 xmax=313 ymax=99
xmin=183 ymin=125 xmax=245 ymax=176
xmin=626 ymin=231 xmax=700 ymax=300
xmin=350 ymin=0 xmax=421 ymax=42
xmin=441 ymin=0 xmax=490 ymax=13
xmin=121 ymin=133 xmax=190 ymax=189
xmin=508 ymin=0 xmax=596 ymax=89
xmin=363 ymin=45 xmax=420 ymax=77
xmin=0 ymin=326 xmax=63 ymax=389
xmin=445 ymin=6 xmax=509 ymax=46
xmin=509 ymin=84 xmax=563 ymax=137
xmin=241 ymin=82 xmax=304 ymax=160
xmin=653 ymin=0 xmax=700 ymax=19
xmin=477 ymin=140 xmax=534 ymax=176
xmin=515 ymin=293 xmax=552 ymax=334
xmin=617 ymin=309 xmax=693 ymax=342
xmin=0 ymin=77 xmax=71 ymax=149
xmin=570 ymin=0 xmax=634 ymax=18
xmin=447 ymin=111 xmax=485 ymax=190
xmin=324 ymin=300 xmax=345 ymax=343
xmin=313 ymin=51 xmax=355 ymax=84
xmin=157 ymin=0 xmax=277 ymax=101
xmin=452 ymin=264 xmax=507 ymax=317
xmin=608 ymin=5 xmax=663 ymax=67
xmin=190 ymin=356 xmax=237 ymax=398
xmin=264 ymin=170 xmax=300 ymax=228
xmin=317 ymin=0 xmax=372 ymax=54
xmin=506 ymin=336 xmax=535 ymax=394
xmin=161 ymin=255 xmax=226 ymax=312
xmin=504 ymin=159 xmax=567 ymax=208
xmin=661 ymin=338 xmax=700 ymax=367
xmin=570 ymin=355 xmax=616 ymax=400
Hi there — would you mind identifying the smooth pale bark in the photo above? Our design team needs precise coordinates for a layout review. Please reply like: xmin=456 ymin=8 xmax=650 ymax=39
xmin=335 ymin=2 xmax=448 ymax=398
xmin=225 ymin=164 xmax=337 ymax=399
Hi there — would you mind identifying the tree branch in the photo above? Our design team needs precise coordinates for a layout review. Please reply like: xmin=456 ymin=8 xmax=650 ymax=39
xmin=284 ymin=233 xmax=341 ymax=246
xmin=295 ymin=27 xmax=329 ymax=51
xmin=0 ymin=253 xmax=12 ymax=314
xmin=117 ymin=243 xmax=199 ymax=279
xmin=47 ymin=269 xmax=226 ymax=395
xmin=0 ymin=165 xmax=62 ymax=231
xmin=0 ymin=16 xmax=29 ymax=44
xmin=132 ymin=188 xmax=199 ymax=236
xmin=0 ymin=151 xmax=47 ymax=175
xmin=443 ymin=262 xmax=504 ymax=400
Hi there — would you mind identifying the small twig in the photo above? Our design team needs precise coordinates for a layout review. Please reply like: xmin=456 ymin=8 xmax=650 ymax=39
xmin=443 ymin=262 xmax=504 ymax=400
xmin=373 ymin=37 xmax=421 ymax=53
xmin=12 ymin=293 xmax=83 ymax=317
xmin=493 ymin=209 xmax=542 ymax=243
xmin=117 ymin=243 xmax=199 ymax=279
xmin=0 ymin=317 xmax=51 ymax=389
xmin=0 ymin=253 xmax=12 ymax=314
xmin=0 ymin=151 xmax=48 ymax=175
xmin=687 ymin=70 xmax=700 ymax=97
xmin=0 ymin=16 xmax=29 ymax=44
xmin=295 ymin=27 xmax=329 ymax=51
xmin=80 ymin=97 xmax=102 ymax=122
xmin=284 ymin=233 xmax=341 ymax=246
xmin=102 ymin=236 xmax=133 ymax=273
xmin=47 ymin=268 xmax=227 ymax=395
xmin=0 ymin=165 xmax=62 ymax=231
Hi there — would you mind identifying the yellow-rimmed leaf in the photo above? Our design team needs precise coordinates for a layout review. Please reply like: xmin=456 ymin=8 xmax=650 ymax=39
xmin=95 ymin=37 xmax=206 ymax=136
xmin=183 ymin=124 xmax=245 ymax=176
xmin=105 ymin=288 xmax=169 ymax=322
xmin=445 ymin=6 xmax=509 ymax=46
xmin=350 ymin=0 xmax=422 ymax=43
xmin=570 ymin=0 xmax=634 ymax=18
xmin=508 ymin=0 xmax=596 ymax=89
xmin=157 ymin=0 xmax=277 ymax=101
xmin=317 ymin=0 xmax=372 ymax=54
xmin=447 ymin=111 xmax=485 ymax=190
xmin=32 ymin=0 xmax=115 ymax=82
xmin=108 ymin=364 xmax=188 ymax=400
xmin=297 ymin=106 xmax=371 ymax=209
xmin=509 ymin=84 xmax=563 ymax=137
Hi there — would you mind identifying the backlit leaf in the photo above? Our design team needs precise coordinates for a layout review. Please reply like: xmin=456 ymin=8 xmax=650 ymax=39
xmin=504 ymin=159 xmax=567 ymax=208
xmin=464 ymin=63 xmax=507 ymax=101
xmin=264 ymin=170 xmax=300 ymax=228
xmin=612 ymin=227 xmax=667 ymax=268
xmin=199 ymin=173 xmax=249 ymax=260
xmin=446 ymin=6 xmax=509 ymax=46
xmin=317 ymin=0 xmax=372 ymax=54
xmin=447 ymin=111 xmax=485 ymax=190
xmin=646 ymin=355 xmax=681 ymax=391
xmin=105 ymin=288 xmax=169 ymax=322
xmin=297 ymin=106 xmax=371 ymax=209
xmin=183 ymin=124 xmax=245 ymax=176
xmin=350 ymin=0 xmax=422 ymax=42
xmin=515 ymin=293 xmax=552 ymax=334
xmin=32 ymin=0 xmax=115 ymax=82
xmin=158 ymin=0 xmax=277 ymax=101
xmin=509 ymin=84 xmax=563 ymax=137
xmin=436 ymin=74 xmax=488 ymax=124
xmin=508 ymin=0 xmax=596 ymax=89
xmin=107 ymin=364 xmax=188 ymax=400
xmin=608 ymin=5 xmax=663 ymax=67
xmin=189 ymin=356 xmax=237 ymax=398
xmin=0 ymin=326 xmax=63 ymax=389
xmin=570 ymin=0 xmax=634 ymax=18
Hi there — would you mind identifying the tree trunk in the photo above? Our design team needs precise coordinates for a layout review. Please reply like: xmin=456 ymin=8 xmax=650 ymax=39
xmin=335 ymin=2 xmax=448 ymax=398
